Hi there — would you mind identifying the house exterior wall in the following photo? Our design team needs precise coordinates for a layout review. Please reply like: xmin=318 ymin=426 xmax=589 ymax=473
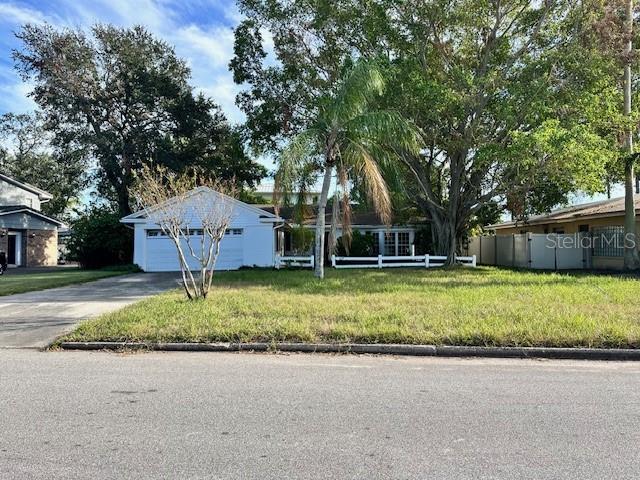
xmin=490 ymin=215 xmax=640 ymax=271
xmin=25 ymin=229 xmax=57 ymax=267
xmin=0 ymin=179 xmax=42 ymax=211
xmin=129 ymin=195 xmax=279 ymax=272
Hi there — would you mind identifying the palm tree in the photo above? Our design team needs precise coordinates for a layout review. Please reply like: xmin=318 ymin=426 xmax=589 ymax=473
xmin=274 ymin=60 xmax=421 ymax=278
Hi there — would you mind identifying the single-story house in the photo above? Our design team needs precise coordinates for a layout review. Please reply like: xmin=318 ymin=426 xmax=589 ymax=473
xmin=121 ymin=188 xmax=418 ymax=272
xmin=486 ymin=196 xmax=640 ymax=270
xmin=0 ymin=173 xmax=63 ymax=268
xmin=257 ymin=206 xmax=418 ymax=257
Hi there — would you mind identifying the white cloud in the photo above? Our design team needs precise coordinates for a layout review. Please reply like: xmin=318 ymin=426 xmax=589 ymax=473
xmin=174 ymin=24 xmax=235 ymax=68
xmin=0 ymin=0 xmax=249 ymax=125
xmin=0 ymin=3 xmax=48 ymax=25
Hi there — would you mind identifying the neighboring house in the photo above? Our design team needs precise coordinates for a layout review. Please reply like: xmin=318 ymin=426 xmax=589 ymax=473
xmin=486 ymin=196 xmax=640 ymax=270
xmin=121 ymin=187 xmax=419 ymax=272
xmin=0 ymin=173 xmax=63 ymax=268
xmin=253 ymin=182 xmax=322 ymax=205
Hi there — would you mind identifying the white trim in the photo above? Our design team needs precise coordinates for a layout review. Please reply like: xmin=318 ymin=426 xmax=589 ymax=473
xmin=0 ymin=173 xmax=53 ymax=200
xmin=0 ymin=208 xmax=64 ymax=226
xmin=121 ymin=187 xmax=279 ymax=223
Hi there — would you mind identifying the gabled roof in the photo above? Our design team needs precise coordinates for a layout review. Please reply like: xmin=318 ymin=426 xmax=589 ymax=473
xmin=0 ymin=172 xmax=53 ymax=201
xmin=121 ymin=187 xmax=282 ymax=224
xmin=0 ymin=205 xmax=64 ymax=226
xmin=488 ymin=196 xmax=639 ymax=230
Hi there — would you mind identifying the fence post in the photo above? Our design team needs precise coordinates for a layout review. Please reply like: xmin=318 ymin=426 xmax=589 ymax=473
xmin=275 ymin=254 xmax=281 ymax=270
xmin=310 ymin=255 xmax=315 ymax=269
xmin=378 ymin=254 xmax=383 ymax=269
xmin=411 ymin=244 xmax=415 ymax=256
xmin=331 ymin=255 xmax=336 ymax=268
xmin=472 ymin=255 xmax=477 ymax=268
xmin=425 ymin=254 xmax=430 ymax=268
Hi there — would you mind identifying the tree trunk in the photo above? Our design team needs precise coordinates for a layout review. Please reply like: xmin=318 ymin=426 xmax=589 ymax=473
xmin=314 ymin=164 xmax=334 ymax=279
xmin=623 ymin=0 xmax=640 ymax=270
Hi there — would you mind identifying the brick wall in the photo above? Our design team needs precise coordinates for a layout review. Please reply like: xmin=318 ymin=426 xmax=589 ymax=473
xmin=26 ymin=229 xmax=58 ymax=267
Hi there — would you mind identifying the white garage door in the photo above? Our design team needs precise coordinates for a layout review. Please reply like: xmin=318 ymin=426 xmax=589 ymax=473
xmin=144 ymin=229 xmax=244 ymax=272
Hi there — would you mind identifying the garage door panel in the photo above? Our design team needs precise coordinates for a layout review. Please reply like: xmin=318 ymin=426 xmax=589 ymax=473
xmin=145 ymin=234 xmax=244 ymax=272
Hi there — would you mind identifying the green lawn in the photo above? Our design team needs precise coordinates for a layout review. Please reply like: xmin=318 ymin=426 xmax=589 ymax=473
xmin=63 ymin=267 xmax=640 ymax=348
xmin=1 ymin=268 xmax=131 ymax=296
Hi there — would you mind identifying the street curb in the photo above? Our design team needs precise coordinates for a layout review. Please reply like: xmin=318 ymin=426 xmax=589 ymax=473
xmin=57 ymin=341 xmax=640 ymax=360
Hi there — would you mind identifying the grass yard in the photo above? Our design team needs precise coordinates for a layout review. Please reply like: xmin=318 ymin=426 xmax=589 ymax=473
xmin=0 ymin=268 xmax=132 ymax=296
xmin=63 ymin=267 xmax=640 ymax=348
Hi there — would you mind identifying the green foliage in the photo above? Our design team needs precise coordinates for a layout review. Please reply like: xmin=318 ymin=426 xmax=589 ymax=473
xmin=231 ymin=0 xmax=620 ymax=260
xmin=0 ymin=269 xmax=129 ymax=297
xmin=14 ymin=24 xmax=265 ymax=216
xmin=0 ymin=112 xmax=88 ymax=218
xmin=67 ymin=205 xmax=133 ymax=269
xmin=413 ymin=226 xmax=434 ymax=256
xmin=290 ymin=226 xmax=314 ymax=254
xmin=336 ymin=230 xmax=376 ymax=256
xmin=506 ymin=120 xmax=612 ymax=218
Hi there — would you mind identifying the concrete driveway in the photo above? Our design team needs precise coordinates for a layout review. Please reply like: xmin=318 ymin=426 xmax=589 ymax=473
xmin=0 ymin=273 xmax=180 ymax=348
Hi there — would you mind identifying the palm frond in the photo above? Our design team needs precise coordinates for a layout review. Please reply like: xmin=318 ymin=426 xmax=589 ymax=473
xmin=342 ymin=141 xmax=392 ymax=225
xmin=345 ymin=111 xmax=423 ymax=156
xmin=326 ymin=60 xmax=386 ymax=125
xmin=273 ymin=129 xmax=321 ymax=214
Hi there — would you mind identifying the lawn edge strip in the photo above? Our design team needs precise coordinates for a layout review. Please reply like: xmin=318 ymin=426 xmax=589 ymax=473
xmin=58 ymin=342 xmax=640 ymax=360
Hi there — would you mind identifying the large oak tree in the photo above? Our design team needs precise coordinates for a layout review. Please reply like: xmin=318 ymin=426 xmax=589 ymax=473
xmin=14 ymin=24 xmax=265 ymax=216
xmin=232 ymin=0 xmax=619 ymax=262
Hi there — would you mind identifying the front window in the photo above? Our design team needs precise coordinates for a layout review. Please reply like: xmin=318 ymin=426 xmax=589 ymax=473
xmin=384 ymin=233 xmax=395 ymax=255
xmin=397 ymin=232 xmax=410 ymax=255
xmin=592 ymin=226 xmax=624 ymax=257
xmin=382 ymin=231 xmax=412 ymax=256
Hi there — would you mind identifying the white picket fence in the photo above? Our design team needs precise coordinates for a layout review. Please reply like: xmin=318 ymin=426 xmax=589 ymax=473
xmin=275 ymin=253 xmax=477 ymax=270
xmin=332 ymin=254 xmax=476 ymax=269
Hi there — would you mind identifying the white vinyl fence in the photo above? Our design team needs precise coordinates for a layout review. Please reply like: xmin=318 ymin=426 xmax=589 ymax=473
xmin=467 ymin=233 xmax=591 ymax=270
xmin=275 ymin=253 xmax=477 ymax=269
xmin=331 ymin=254 xmax=477 ymax=269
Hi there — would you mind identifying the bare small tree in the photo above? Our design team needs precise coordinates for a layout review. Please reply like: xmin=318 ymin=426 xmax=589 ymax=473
xmin=133 ymin=165 xmax=236 ymax=299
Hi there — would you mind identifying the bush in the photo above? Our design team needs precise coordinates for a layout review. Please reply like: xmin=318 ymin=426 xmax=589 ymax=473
xmin=67 ymin=206 xmax=133 ymax=269
xmin=336 ymin=230 xmax=377 ymax=256
xmin=290 ymin=226 xmax=314 ymax=254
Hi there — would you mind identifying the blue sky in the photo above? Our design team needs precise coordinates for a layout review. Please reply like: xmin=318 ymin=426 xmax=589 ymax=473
xmin=0 ymin=0 xmax=255 ymax=123
xmin=0 ymin=1 xmax=621 ymax=203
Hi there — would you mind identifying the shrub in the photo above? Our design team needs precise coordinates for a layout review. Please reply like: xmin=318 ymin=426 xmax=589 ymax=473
xmin=336 ymin=230 xmax=377 ymax=256
xmin=67 ymin=206 xmax=133 ymax=269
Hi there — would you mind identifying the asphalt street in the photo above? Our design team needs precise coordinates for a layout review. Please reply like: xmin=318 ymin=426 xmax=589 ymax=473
xmin=1 ymin=350 xmax=639 ymax=479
